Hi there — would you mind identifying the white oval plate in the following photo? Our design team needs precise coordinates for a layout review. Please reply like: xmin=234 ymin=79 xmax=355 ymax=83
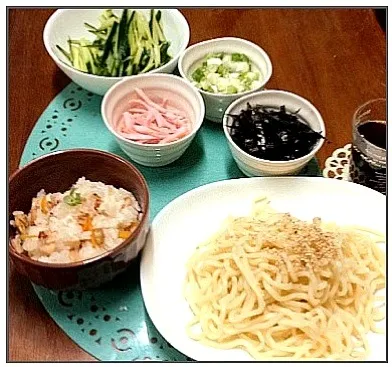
xmin=140 ymin=177 xmax=386 ymax=362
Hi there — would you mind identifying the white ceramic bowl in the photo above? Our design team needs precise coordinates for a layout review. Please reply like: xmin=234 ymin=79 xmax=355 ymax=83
xmin=178 ymin=37 xmax=272 ymax=123
xmin=223 ymin=89 xmax=326 ymax=177
xmin=101 ymin=74 xmax=205 ymax=167
xmin=43 ymin=9 xmax=190 ymax=96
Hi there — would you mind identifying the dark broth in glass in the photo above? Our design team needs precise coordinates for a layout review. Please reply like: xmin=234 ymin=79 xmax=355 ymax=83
xmin=350 ymin=120 xmax=386 ymax=194
xmin=357 ymin=121 xmax=386 ymax=149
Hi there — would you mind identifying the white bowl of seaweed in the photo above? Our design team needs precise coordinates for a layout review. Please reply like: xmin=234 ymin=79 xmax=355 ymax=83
xmin=223 ymin=89 xmax=326 ymax=177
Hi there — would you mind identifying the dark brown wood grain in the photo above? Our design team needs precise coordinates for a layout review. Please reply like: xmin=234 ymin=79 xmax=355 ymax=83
xmin=8 ymin=8 xmax=386 ymax=361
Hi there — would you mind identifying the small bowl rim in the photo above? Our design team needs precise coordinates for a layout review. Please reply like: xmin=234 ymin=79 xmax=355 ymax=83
xmin=101 ymin=73 xmax=205 ymax=148
xmin=178 ymin=36 xmax=273 ymax=98
xmin=8 ymin=148 xmax=150 ymax=269
xmin=43 ymin=8 xmax=190 ymax=81
xmin=222 ymin=89 xmax=326 ymax=165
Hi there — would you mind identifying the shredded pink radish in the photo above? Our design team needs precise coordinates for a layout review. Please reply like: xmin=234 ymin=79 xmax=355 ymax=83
xmin=160 ymin=126 xmax=189 ymax=143
xmin=113 ymin=88 xmax=192 ymax=145
xmin=121 ymin=132 xmax=160 ymax=140
xmin=116 ymin=115 xmax=125 ymax=130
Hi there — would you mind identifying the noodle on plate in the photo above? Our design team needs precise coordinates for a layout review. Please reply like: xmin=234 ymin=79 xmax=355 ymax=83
xmin=184 ymin=198 xmax=385 ymax=360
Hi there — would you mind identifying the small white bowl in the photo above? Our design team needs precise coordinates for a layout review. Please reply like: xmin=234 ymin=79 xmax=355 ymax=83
xmin=43 ymin=9 xmax=190 ymax=96
xmin=223 ymin=89 xmax=326 ymax=177
xmin=101 ymin=74 xmax=205 ymax=167
xmin=178 ymin=37 xmax=272 ymax=123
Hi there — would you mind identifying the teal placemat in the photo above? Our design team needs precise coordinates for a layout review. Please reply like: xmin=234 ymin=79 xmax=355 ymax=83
xmin=20 ymin=82 xmax=321 ymax=361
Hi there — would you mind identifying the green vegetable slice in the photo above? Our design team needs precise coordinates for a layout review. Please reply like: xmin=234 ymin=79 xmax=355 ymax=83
xmin=64 ymin=188 xmax=82 ymax=206
xmin=192 ymin=68 xmax=204 ymax=83
xmin=56 ymin=9 xmax=172 ymax=77
xmin=190 ymin=52 xmax=262 ymax=95
xmin=231 ymin=53 xmax=250 ymax=62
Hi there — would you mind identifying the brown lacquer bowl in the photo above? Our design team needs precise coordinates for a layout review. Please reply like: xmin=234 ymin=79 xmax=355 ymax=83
xmin=9 ymin=149 xmax=150 ymax=290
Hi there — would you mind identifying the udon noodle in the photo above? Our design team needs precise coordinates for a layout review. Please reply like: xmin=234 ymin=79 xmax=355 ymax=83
xmin=184 ymin=198 xmax=385 ymax=360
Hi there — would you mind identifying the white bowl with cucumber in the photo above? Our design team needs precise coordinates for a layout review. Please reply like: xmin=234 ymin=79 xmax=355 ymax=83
xmin=178 ymin=37 xmax=273 ymax=123
xmin=43 ymin=9 xmax=190 ymax=96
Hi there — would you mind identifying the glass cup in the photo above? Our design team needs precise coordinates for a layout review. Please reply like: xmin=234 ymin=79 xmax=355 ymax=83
xmin=349 ymin=98 xmax=386 ymax=195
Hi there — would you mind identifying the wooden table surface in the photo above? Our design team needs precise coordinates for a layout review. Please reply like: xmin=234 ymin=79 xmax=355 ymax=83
xmin=8 ymin=8 xmax=386 ymax=361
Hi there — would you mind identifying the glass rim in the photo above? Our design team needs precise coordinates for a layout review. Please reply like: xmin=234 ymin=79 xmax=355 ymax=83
xmin=353 ymin=97 xmax=386 ymax=123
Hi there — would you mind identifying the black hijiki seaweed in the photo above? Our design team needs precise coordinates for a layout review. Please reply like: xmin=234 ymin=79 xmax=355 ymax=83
xmin=226 ymin=104 xmax=326 ymax=161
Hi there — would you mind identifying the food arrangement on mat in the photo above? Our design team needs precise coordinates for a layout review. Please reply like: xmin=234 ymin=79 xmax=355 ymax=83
xmin=10 ymin=7 xmax=386 ymax=363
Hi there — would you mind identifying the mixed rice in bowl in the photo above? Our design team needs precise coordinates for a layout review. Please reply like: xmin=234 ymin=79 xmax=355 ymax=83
xmin=10 ymin=177 xmax=142 ymax=264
